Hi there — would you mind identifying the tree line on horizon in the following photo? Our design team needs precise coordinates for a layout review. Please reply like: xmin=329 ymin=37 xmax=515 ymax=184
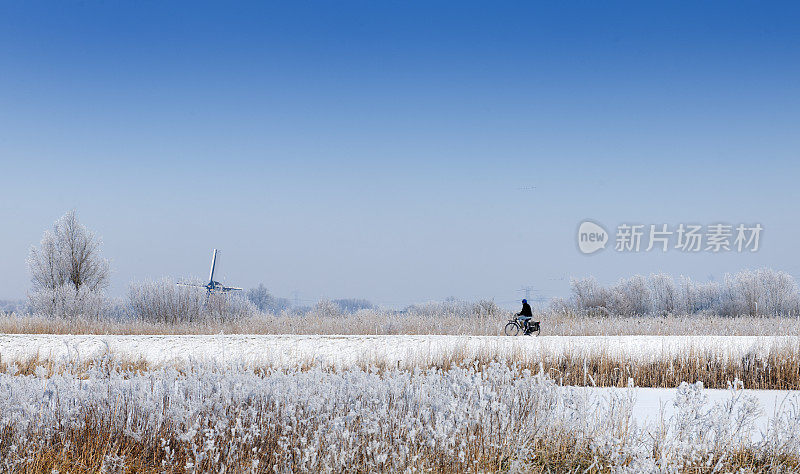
xmin=11 ymin=211 xmax=800 ymax=321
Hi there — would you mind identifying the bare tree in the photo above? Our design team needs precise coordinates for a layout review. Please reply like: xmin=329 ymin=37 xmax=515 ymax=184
xmin=27 ymin=211 xmax=110 ymax=318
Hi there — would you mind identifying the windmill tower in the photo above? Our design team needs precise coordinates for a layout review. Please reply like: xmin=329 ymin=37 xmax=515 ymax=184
xmin=177 ymin=249 xmax=243 ymax=295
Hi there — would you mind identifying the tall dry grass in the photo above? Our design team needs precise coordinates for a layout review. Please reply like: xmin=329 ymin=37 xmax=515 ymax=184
xmin=2 ymin=311 xmax=800 ymax=336
xmin=13 ymin=421 xmax=794 ymax=473
xmin=3 ymin=362 xmax=800 ymax=473
xmin=4 ymin=342 xmax=800 ymax=390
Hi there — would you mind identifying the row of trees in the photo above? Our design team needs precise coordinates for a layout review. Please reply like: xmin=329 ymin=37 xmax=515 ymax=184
xmin=23 ymin=211 xmax=800 ymax=321
xmin=23 ymin=211 xmax=376 ymax=322
xmin=23 ymin=211 xmax=257 ymax=321
xmin=562 ymin=270 xmax=800 ymax=317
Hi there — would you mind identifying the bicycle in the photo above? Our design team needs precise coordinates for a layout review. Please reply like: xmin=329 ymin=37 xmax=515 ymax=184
xmin=504 ymin=317 xmax=540 ymax=336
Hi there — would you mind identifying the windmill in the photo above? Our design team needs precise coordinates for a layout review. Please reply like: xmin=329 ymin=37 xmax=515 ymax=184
xmin=177 ymin=249 xmax=242 ymax=295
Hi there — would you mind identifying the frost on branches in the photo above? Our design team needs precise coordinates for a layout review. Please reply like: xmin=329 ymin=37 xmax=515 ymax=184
xmin=26 ymin=211 xmax=110 ymax=319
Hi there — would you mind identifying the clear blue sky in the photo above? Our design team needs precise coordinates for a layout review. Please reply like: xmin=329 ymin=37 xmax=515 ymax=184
xmin=1 ymin=1 xmax=799 ymax=307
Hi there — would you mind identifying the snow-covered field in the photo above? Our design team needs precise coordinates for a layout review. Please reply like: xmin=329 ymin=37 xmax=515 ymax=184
xmin=2 ymin=333 xmax=798 ymax=367
xmin=3 ymin=333 xmax=796 ymax=436
xmin=3 ymin=334 xmax=800 ymax=470
xmin=2 ymin=361 xmax=800 ymax=472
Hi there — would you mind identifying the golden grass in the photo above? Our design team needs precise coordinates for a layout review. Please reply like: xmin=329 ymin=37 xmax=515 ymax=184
xmin=4 ymin=343 xmax=800 ymax=390
xmin=1 ymin=422 xmax=587 ymax=473
xmin=2 ymin=312 xmax=800 ymax=336
xmin=4 ymin=402 xmax=799 ymax=473
xmin=3 ymin=355 xmax=800 ymax=472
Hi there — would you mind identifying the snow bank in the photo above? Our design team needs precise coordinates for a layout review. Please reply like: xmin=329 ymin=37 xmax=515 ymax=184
xmin=0 ymin=334 xmax=798 ymax=368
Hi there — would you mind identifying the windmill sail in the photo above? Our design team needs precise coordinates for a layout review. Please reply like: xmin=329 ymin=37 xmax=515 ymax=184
xmin=208 ymin=249 xmax=218 ymax=286
xmin=177 ymin=249 xmax=242 ymax=295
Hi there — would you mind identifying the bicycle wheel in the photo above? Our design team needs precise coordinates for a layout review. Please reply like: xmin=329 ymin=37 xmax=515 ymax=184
xmin=504 ymin=321 xmax=520 ymax=336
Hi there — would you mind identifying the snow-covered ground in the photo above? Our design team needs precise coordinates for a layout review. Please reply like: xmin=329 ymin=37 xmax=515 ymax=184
xmin=1 ymin=361 xmax=799 ymax=471
xmin=591 ymin=385 xmax=800 ymax=442
xmin=2 ymin=333 xmax=798 ymax=441
xmin=3 ymin=334 xmax=800 ymax=470
xmin=0 ymin=333 xmax=797 ymax=367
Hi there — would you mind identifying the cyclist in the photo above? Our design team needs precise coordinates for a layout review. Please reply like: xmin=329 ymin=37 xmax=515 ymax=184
xmin=516 ymin=299 xmax=533 ymax=334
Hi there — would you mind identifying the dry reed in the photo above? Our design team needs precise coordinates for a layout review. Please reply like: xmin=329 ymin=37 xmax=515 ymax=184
xmin=2 ymin=312 xmax=800 ymax=336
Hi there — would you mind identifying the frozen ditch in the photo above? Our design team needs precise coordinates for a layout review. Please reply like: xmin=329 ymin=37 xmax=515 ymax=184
xmin=586 ymin=385 xmax=800 ymax=442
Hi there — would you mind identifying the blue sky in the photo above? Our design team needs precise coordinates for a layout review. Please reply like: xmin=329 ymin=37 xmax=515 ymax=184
xmin=1 ymin=1 xmax=799 ymax=307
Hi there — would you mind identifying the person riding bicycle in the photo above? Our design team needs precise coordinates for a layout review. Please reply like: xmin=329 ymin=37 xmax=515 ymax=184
xmin=516 ymin=299 xmax=533 ymax=333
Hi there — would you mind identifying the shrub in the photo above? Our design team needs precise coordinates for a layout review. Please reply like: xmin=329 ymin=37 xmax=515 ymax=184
xmin=27 ymin=282 xmax=109 ymax=320
xmin=128 ymin=278 xmax=255 ymax=323
xmin=568 ymin=268 xmax=800 ymax=317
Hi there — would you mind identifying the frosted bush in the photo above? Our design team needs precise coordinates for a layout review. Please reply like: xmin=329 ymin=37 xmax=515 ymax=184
xmin=312 ymin=299 xmax=342 ymax=318
xmin=28 ymin=282 xmax=110 ymax=320
xmin=245 ymin=284 xmax=292 ymax=313
xmin=1 ymin=362 xmax=799 ymax=471
xmin=128 ymin=278 xmax=255 ymax=323
xmin=568 ymin=269 xmax=800 ymax=317
xmin=650 ymin=272 xmax=677 ymax=315
xmin=404 ymin=298 xmax=502 ymax=319
xmin=719 ymin=268 xmax=800 ymax=317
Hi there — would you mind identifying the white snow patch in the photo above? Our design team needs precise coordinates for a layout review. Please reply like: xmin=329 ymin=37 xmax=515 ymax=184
xmin=0 ymin=334 xmax=796 ymax=368
xmin=583 ymin=386 xmax=800 ymax=442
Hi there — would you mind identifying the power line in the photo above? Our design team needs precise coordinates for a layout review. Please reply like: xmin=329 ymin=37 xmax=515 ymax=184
xmin=518 ymin=285 xmax=535 ymax=301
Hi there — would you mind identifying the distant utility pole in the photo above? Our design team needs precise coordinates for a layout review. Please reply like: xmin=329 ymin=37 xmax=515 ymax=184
xmin=291 ymin=291 xmax=300 ymax=308
xmin=518 ymin=286 xmax=535 ymax=301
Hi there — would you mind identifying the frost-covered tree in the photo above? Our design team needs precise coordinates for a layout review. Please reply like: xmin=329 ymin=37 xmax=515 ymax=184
xmin=718 ymin=268 xmax=799 ymax=316
xmin=27 ymin=211 xmax=110 ymax=318
xmin=246 ymin=284 xmax=291 ymax=314
xmin=569 ymin=277 xmax=610 ymax=315
xmin=471 ymin=299 xmax=501 ymax=319
xmin=612 ymin=275 xmax=651 ymax=316
xmin=568 ymin=269 xmax=799 ymax=317
xmin=313 ymin=299 xmax=342 ymax=318
xmin=332 ymin=298 xmax=375 ymax=314
xmin=649 ymin=272 xmax=677 ymax=315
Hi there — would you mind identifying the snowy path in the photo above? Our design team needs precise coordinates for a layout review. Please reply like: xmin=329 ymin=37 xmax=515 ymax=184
xmin=0 ymin=334 xmax=798 ymax=367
